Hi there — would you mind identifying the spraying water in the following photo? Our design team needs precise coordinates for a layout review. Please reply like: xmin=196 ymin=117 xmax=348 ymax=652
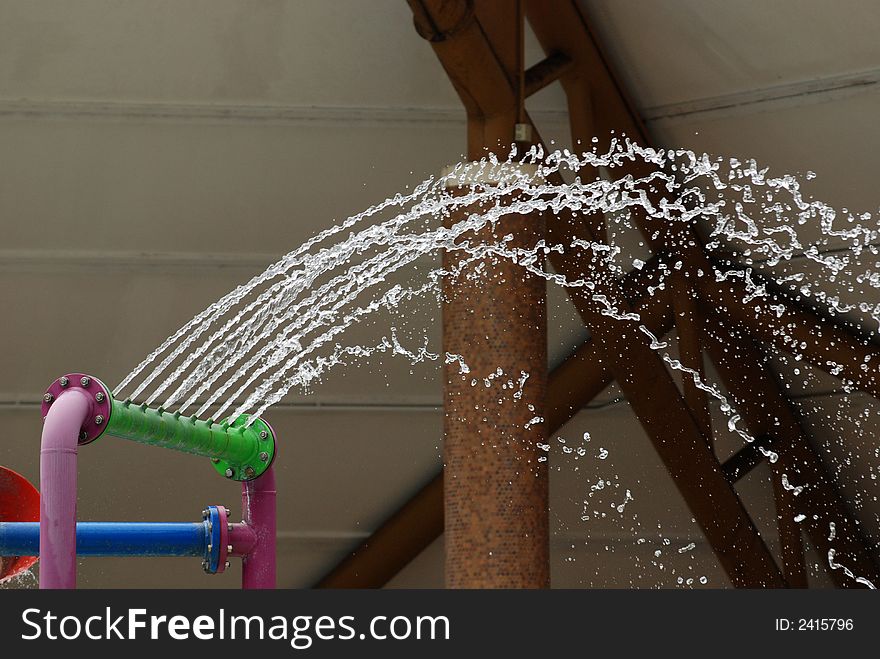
xmin=113 ymin=137 xmax=880 ymax=587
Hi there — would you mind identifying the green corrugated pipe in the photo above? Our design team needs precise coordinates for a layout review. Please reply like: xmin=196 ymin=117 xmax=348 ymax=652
xmin=103 ymin=398 xmax=276 ymax=482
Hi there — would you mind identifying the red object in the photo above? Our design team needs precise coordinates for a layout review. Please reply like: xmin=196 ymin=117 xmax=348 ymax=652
xmin=0 ymin=466 xmax=40 ymax=580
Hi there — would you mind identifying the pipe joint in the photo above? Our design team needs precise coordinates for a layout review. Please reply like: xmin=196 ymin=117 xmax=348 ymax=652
xmin=202 ymin=505 xmax=230 ymax=574
xmin=41 ymin=373 xmax=113 ymax=445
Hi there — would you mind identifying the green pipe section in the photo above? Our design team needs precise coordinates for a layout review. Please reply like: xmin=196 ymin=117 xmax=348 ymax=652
xmin=101 ymin=398 xmax=276 ymax=481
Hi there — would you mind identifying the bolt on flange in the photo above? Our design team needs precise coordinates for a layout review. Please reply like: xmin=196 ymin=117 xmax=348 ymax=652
xmin=41 ymin=373 xmax=113 ymax=446
xmin=209 ymin=414 xmax=276 ymax=482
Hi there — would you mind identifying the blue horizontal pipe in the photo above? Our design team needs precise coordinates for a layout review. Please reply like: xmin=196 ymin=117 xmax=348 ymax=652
xmin=0 ymin=522 xmax=206 ymax=557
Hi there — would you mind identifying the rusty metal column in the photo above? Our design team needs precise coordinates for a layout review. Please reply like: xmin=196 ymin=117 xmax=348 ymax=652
xmin=441 ymin=163 xmax=549 ymax=588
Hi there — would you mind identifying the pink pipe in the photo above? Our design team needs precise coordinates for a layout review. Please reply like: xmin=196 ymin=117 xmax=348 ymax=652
xmin=228 ymin=523 xmax=257 ymax=557
xmin=241 ymin=466 xmax=276 ymax=589
xmin=39 ymin=389 xmax=91 ymax=589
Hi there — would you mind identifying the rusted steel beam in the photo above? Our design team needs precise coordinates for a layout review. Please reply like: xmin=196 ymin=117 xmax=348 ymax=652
xmin=316 ymin=278 xmax=672 ymax=589
xmin=700 ymin=308 xmax=880 ymax=588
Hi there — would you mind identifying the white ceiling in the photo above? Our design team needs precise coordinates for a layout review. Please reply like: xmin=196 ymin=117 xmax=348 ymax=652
xmin=1 ymin=0 xmax=878 ymax=588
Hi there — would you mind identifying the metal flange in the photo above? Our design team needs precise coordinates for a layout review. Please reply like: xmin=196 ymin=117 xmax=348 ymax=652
xmin=210 ymin=415 xmax=276 ymax=482
xmin=202 ymin=505 xmax=230 ymax=574
xmin=41 ymin=373 xmax=113 ymax=445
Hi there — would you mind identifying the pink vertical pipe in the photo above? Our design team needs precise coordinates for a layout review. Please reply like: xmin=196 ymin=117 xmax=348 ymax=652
xmin=241 ymin=466 xmax=276 ymax=589
xmin=39 ymin=389 xmax=90 ymax=588
xmin=228 ymin=523 xmax=257 ymax=557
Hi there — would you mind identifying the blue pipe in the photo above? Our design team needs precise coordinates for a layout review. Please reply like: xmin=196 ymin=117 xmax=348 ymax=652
xmin=0 ymin=522 xmax=207 ymax=557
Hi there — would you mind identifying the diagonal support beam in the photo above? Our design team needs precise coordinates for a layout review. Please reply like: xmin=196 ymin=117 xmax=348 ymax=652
xmin=699 ymin=306 xmax=880 ymax=588
xmin=528 ymin=0 xmax=878 ymax=588
xmin=525 ymin=52 xmax=574 ymax=97
xmin=672 ymin=272 xmax=713 ymax=443
xmin=697 ymin=275 xmax=880 ymax=399
xmin=545 ymin=211 xmax=784 ymax=587
xmin=521 ymin=6 xmax=782 ymax=582
xmin=528 ymin=0 xmax=880 ymax=404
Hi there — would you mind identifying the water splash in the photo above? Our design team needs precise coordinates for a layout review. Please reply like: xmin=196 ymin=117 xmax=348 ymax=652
xmin=116 ymin=141 xmax=880 ymax=427
xmin=828 ymin=547 xmax=877 ymax=589
xmin=112 ymin=138 xmax=880 ymax=587
xmin=0 ymin=566 xmax=37 ymax=589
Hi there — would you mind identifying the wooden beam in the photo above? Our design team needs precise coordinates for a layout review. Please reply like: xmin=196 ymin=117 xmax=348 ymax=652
xmin=696 ymin=275 xmax=880 ymax=400
xmin=409 ymin=0 xmax=517 ymax=158
xmin=315 ymin=472 xmax=444 ymax=589
xmin=525 ymin=52 xmax=574 ymax=98
xmin=524 ymin=0 xmax=649 ymax=149
xmin=521 ymin=9 xmax=781 ymax=582
xmin=527 ymin=0 xmax=880 ymax=406
xmin=544 ymin=202 xmax=784 ymax=587
xmin=406 ymin=0 xmax=785 ymax=588
xmin=721 ymin=435 xmax=779 ymax=483
xmin=700 ymin=307 xmax=880 ymax=588
xmin=528 ymin=0 xmax=877 ymax=589
xmin=770 ymin=455 xmax=809 ymax=588
xmin=672 ymin=272 xmax=713 ymax=444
